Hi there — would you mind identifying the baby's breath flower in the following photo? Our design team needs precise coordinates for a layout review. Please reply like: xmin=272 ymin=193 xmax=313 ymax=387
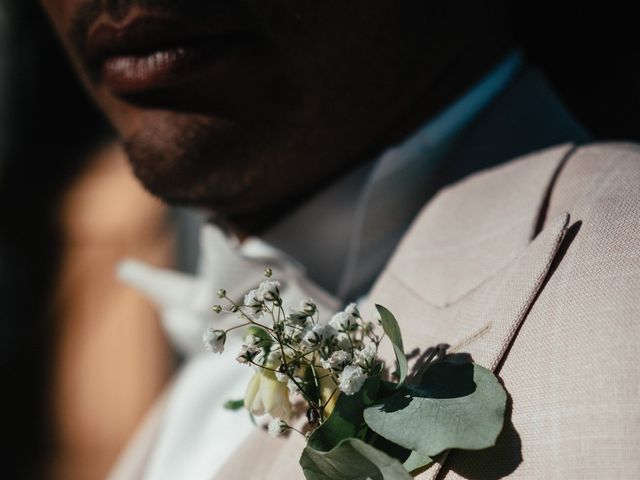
xmin=354 ymin=343 xmax=377 ymax=369
xmin=236 ymin=344 xmax=260 ymax=364
xmin=301 ymin=326 xmax=322 ymax=348
xmin=321 ymin=350 xmax=352 ymax=371
xmin=217 ymin=288 xmax=226 ymax=299
xmin=344 ymin=302 xmax=360 ymax=318
xmin=203 ymin=328 xmax=226 ymax=353
xmin=244 ymin=334 xmax=261 ymax=348
xmin=362 ymin=321 xmax=375 ymax=334
xmin=330 ymin=311 xmax=357 ymax=332
xmin=268 ymin=418 xmax=288 ymax=438
xmin=335 ymin=332 xmax=352 ymax=351
xmin=299 ymin=299 xmax=317 ymax=316
xmin=212 ymin=305 xmax=222 ymax=314
xmin=257 ymin=280 xmax=280 ymax=302
xmin=244 ymin=289 xmax=263 ymax=317
xmin=301 ymin=324 xmax=335 ymax=349
xmin=338 ymin=364 xmax=366 ymax=396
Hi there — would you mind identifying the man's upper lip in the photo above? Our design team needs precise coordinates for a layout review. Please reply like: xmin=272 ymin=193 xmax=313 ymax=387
xmin=84 ymin=16 xmax=239 ymax=66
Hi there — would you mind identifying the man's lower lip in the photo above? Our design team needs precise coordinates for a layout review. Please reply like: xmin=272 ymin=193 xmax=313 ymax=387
xmin=100 ymin=43 xmax=221 ymax=94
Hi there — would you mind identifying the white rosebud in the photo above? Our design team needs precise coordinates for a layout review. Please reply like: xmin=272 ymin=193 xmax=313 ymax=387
xmin=330 ymin=311 xmax=357 ymax=332
xmin=202 ymin=328 xmax=226 ymax=353
xmin=354 ymin=343 xmax=377 ymax=368
xmin=268 ymin=418 xmax=288 ymax=438
xmin=257 ymin=280 xmax=280 ymax=302
xmin=244 ymin=372 xmax=292 ymax=419
xmin=338 ymin=365 xmax=366 ymax=396
xmin=322 ymin=350 xmax=352 ymax=371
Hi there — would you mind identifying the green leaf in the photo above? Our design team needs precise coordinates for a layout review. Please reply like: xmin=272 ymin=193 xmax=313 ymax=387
xmin=300 ymin=437 xmax=413 ymax=480
xmin=308 ymin=376 xmax=380 ymax=452
xmin=402 ymin=450 xmax=433 ymax=473
xmin=223 ymin=399 xmax=245 ymax=411
xmin=368 ymin=431 xmax=433 ymax=473
xmin=375 ymin=305 xmax=408 ymax=387
xmin=363 ymin=361 xmax=506 ymax=458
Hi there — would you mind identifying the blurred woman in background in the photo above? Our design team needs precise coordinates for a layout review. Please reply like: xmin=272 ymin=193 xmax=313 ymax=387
xmin=0 ymin=2 xmax=177 ymax=478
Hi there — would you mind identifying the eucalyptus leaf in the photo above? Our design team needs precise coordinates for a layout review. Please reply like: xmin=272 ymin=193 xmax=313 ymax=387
xmin=223 ymin=399 xmax=244 ymax=411
xmin=300 ymin=437 xmax=412 ymax=480
xmin=308 ymin=376 xmax=380 ymax=452
xmin=368 ymin=430 xmax=433 ymax=473
xmin=375 ymin=305 xmax=408 ymax=387
xmin=402 ymin=450 xmax=433 ymax=473
xmin=363 ymin=362 xmax=506 ymax=457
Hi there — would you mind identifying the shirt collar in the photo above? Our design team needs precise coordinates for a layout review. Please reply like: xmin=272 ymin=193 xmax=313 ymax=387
xmin=260 ymin=51 xmax=523 ymax=301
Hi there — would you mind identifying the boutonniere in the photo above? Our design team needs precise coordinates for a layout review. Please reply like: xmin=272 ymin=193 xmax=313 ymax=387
xmin=204 ymin=269 xmax=507 ymax=479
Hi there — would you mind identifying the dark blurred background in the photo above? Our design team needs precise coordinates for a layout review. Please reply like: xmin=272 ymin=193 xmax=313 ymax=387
xmin=0 ymin=1 xmax=637 ymax=478
xmin=0 ymin=1 xmax=112 ymax=478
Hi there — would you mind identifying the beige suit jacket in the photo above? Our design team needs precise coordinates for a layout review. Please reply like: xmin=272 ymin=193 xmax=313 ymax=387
xmin=214 ymin=142 xmax=640 ymax=479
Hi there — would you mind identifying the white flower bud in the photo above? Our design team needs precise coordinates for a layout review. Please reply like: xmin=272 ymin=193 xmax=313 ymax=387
xmin=244 ymin=289 xmax=264 ymax=317
xmin=202 ymin=328 xmax=226 ymax=353
xmin=338 ymin=364 xmax=366 ymax=396
xmin=299 ymin=299 xmax=317 ymax=315
xmin=362 ymin=321 xmax=375 ymax=334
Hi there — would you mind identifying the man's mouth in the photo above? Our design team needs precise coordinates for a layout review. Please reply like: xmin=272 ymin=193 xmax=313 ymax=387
xmin=84 ymin=16 xmax=258 ymax=95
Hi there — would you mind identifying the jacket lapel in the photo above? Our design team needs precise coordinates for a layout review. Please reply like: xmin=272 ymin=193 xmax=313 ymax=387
xmin=362 ymin=144 xmax=578 ymax=479
xmin=366 ymin=210 xmax=570 ymax=377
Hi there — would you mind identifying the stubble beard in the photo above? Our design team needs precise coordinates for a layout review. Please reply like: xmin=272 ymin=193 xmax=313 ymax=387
xmin=122 ymin=112 xmax=283 ymax=214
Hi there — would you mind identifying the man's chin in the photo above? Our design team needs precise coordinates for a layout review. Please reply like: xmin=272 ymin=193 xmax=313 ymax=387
xmin=121 ymin=115 xmax=265 ymax=212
